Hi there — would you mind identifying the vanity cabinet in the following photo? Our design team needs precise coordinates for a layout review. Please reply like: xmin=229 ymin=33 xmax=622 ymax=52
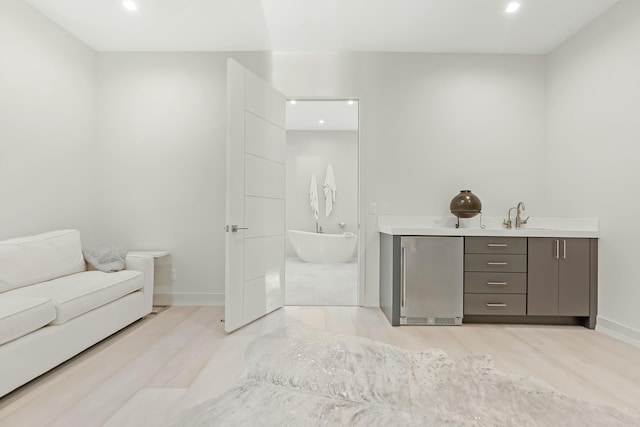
xmin=527 ymin=238 xmax=590 ymax=316
xmin=380 ymin=231 xmax=598 ymax=329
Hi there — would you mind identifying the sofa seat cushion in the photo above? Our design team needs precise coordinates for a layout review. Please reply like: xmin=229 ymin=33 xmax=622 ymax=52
xmin=5 ymin=270 xmax=144 ymax=325
xmin=0 ymin=297 xmax=56 ymax=345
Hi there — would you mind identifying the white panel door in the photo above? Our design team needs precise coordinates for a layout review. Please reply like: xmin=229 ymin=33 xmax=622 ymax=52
xmin=244 ymin=197 xmax=285 ymax=239
xmin=245 ymin=113 xmax=286 ymax=163
xmin=225 ymin=59 xmax=286 ymax=333
xmin=244 ymin=154 xmax=285 ymax=199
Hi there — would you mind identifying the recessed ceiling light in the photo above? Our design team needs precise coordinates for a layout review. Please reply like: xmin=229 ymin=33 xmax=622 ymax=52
xmin=123 ymin=1 xmax=138 ymax=12
xmin=319 ymin=119 xmax=325 ymax=125
xmin=289 ymin=100 xmax=297 ymax=105
xmin=347 ymin=100 xmax=354 ymax=105
xmin=505 ymin=2 xmax=521 ymax=13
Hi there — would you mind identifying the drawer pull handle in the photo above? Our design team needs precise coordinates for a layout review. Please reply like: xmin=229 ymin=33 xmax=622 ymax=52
xmin=487 ymin=244 xmax=508 ymax=247
xmin=487 ymin=262 xmax=508 ymax=266
xmin=486 ymin=303 xmax=507 ymax=308
xmin=486 ymin=281 xmax=507 ymax=286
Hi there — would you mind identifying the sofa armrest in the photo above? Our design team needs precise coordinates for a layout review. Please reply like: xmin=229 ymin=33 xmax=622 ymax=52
xmin=125 ymin=253 xmax=154 ymax=313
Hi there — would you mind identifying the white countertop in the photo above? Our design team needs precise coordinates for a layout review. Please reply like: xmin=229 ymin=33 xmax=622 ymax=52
xmin=378 ymin=216 xmax=599 ymax=238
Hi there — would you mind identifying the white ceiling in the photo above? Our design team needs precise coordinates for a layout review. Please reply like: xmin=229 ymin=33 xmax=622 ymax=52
xmin=25 ymin=0 xmax=619 ymax=54
xmin=286 ymin=100 xmax=359 ymax=131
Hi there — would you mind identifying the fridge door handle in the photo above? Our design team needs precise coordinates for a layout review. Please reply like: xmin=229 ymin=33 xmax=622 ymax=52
xmin=401 ymin=247 xmax=407 ymax=309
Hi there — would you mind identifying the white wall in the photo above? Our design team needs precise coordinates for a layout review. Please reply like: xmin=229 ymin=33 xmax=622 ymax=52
xmin=95 ymin=52 xmax=271 ymax=305
xmin=272 ymin=52 xmax=548 ymax=305
xmin=547 ymin=0 xmax=640 ymax=342
xmin=94 ymin=52 xmax=548 ymax=307
xmin=92 ymin=52 xmax=547 ymax=307
xmin=2 ymin=5 xmax=549 ymax=310
xmin=286 ymin=130 xmax=358 ymax=256
xmin=5 ymin=3 xmax=635 ymax=338
xmin=0 ymin=0 xmax=97 ymax=244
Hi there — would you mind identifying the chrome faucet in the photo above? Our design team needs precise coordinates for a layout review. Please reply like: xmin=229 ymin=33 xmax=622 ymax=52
xmin=515 ymin=201 xmax=529 ymax=229
xmin=316 ymin=222 xmax=324 ymax=234
xmin=503 ymin=207 xmax=517 ymax=229
xmin=503 ymin=202 xmax=529 ymax=229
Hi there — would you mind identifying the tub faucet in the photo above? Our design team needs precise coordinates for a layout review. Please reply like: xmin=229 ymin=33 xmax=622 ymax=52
xmin=316 ymin=222 xmax=324 ymax=234
xmin=515 ymin=201 xmax=529 ymax=229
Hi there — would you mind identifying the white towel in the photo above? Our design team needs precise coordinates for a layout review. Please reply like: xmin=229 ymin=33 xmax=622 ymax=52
xmin=323 ymin=164 xmax=337 ymax=217
xmin=309 ymin=174 xmax=319 ymax=220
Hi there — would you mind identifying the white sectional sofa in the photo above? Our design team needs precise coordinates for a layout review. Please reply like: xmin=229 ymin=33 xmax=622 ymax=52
xmin=0 ymin=229 xmax=154 ymax=397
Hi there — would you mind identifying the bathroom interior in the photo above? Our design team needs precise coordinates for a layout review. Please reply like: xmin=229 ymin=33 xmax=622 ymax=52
xmin=284 ymin=99 xmax=359 ymax=306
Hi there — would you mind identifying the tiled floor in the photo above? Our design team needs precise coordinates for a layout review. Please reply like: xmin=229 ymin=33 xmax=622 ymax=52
xmin=284 ymin=256 xmax=357 ymax=306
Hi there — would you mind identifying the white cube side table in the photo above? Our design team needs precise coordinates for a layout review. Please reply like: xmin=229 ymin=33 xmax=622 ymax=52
xmin=128 ymin=251 xmax=171 ymax=307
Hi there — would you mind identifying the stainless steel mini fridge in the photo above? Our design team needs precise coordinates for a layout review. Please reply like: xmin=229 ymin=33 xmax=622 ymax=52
xmin=400 ymin=236 xmax=464 ymax=325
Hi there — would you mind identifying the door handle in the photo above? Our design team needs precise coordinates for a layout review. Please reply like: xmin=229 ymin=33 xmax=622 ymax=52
xmin=226 ymin=225 xmax=248 ymax=232
xmin=554 ymin=240 xmax=559 ymax=259
xmin=562 ymin=240 xmax=567 ymax=259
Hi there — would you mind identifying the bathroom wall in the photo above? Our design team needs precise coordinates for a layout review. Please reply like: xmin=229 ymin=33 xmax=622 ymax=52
xmin=0 ymin=0 xmax=97 ymax=244
xmin=272 ymin=52 xmax=548 ymax=305
xmin=547 ymin=0 xmax=640 ymax=343
xmin=285 ymin=130 xmax=358 ymax=257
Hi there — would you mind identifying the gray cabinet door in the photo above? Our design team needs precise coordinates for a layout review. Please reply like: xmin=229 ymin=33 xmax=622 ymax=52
xmin=528 ymin=237 xmax=591 ymax=316
xmin=558 ymin=238 xmax=590 ymax=316
xmin=527 ymin=238 xmax=559 ymax=315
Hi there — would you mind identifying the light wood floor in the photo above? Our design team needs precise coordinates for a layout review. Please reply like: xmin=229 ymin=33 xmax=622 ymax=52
xmin=1 ymin=306 xmax=639 ymax=426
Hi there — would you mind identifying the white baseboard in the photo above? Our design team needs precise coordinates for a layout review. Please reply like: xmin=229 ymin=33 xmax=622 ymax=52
xmin=153 ymin=292 xmax=224 ymax=307
xmin=596 ymin=316 xmax=640 ymax=348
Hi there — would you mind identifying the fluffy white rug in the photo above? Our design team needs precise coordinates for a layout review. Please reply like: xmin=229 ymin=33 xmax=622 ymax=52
xmin=167 ymin=324 xmax=640 ymax=426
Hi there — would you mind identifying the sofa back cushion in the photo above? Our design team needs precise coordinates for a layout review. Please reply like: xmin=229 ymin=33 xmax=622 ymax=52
xmin=0 ymin=230 xmax=86 ymax=292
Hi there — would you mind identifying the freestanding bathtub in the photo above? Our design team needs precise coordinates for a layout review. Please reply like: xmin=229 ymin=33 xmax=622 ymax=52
xmin=288 ymin=230 xmax=358 ymax=263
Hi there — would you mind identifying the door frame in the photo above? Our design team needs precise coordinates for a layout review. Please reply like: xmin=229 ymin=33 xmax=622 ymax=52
xmin=283 ymin=97 xmax=365 ymax=306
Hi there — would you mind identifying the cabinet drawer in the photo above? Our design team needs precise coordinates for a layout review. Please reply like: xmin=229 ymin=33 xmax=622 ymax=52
xmin=464 ymin=254 xmax=527 ymax=272
xmin=465 ymin=237 xmax=527 ymax=254
xmin=464 ymin=294 xmax=526 ymax=315
xmin=464 ymin=272 xmax=526 ymax=294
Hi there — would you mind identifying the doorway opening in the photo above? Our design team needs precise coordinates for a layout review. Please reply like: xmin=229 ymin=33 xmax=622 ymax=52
xmin=284 ymin=99 xmax=360 ymax=306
